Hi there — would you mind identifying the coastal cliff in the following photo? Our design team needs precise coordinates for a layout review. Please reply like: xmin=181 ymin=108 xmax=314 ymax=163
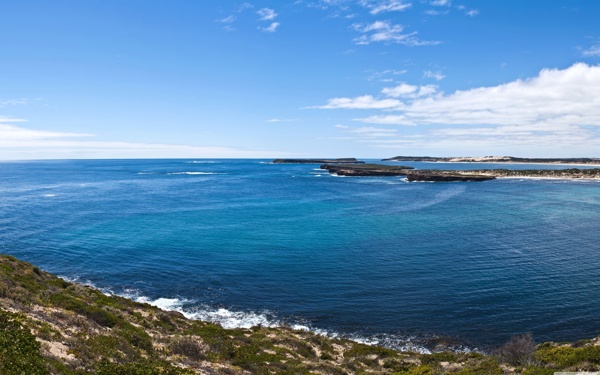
xmin=2 ymin=254 xmax=600 ymax=374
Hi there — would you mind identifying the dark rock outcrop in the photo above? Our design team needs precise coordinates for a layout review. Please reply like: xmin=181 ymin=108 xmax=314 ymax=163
xmin=406 ymin=172 xmax=496 ymax=182
xmin=320 ymin=163 xmax=413 ymax=176
xmin=273 ymin=158 xmax=364 ymax=164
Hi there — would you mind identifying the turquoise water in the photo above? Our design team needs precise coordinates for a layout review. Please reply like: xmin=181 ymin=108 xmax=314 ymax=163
xmin=1 ymin=159 xmax=600 ymax=351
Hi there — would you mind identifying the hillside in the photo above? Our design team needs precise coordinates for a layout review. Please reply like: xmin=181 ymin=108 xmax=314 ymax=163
xmin=1 ymin=254 xmax=600 ymax=374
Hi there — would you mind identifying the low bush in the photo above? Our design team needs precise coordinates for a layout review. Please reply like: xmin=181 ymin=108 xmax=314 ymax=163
xmin=0 ymin=309 xmax=48 ymax=375
xmin=535 ymin=345 xmax=600 ymax=369
xmin=169 ymin=336 xmax=205 ymax=360
xmin=496 ymin=333 xmax=536 ymax=366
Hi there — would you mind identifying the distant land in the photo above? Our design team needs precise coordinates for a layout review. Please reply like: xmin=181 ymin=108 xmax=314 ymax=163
xmin=270 ymin=157 xmax=600 ymax=181
xmin=273 ymin=158 xmax=364 ymax=164
xmin=383 ymin=156 xmax=600 ymax=165
xmin=320 ymin=163 xmax=495 ymax=181
xmin=319 ymin=163 xmax=600 ymax=181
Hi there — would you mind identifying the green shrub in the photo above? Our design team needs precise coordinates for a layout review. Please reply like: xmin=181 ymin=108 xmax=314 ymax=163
xmin=535 ymin=345 xmax=600 ymax=368
xmin=169 ymin=336 xmax=205 ymax=360
xmin=116 ymin=324 xmax=154 ymax=352
xmin=457 ymin=357 xmax=503 ymax=375
xmin=0 ymin=310 xmax=48 ymax=375
xmin=521 ymin=367 xmax=555 ymax=375
xmin=96 ymin=359 xmax=194 ymax=375
xmin=421 ymin=351 xmax=458 ymax=365
xmin=320 ymin=352 xmax=334 ymax=360
xmin=48 ymin=293 xmax=120 ymax=328
xmin=394 ymin=365 xmax=435 ymax=375
xmin=344 ymin=342 xmax=397 ymax=359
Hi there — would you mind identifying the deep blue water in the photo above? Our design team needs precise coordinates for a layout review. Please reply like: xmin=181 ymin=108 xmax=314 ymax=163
xmin=1 ymin=159 xmax=600 ymax=351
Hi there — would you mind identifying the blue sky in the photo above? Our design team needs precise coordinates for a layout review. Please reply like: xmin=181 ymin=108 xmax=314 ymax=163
xmin=2 ymin=0 xmax=600 ymax=159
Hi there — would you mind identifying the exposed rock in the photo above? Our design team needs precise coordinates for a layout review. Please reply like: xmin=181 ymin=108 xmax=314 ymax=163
xmin=272 ymin=158 xmax=364 ymax=164
xmin=320 ymin=163 xmax=413 ymax=176
xmin=406 ymin=171 xmax=496 ymax=182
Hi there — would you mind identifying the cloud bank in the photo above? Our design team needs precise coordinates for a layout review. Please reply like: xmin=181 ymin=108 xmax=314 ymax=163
xmin=0 ymin=118 xmax=278 ymax=160
xmin=359 ymin=63 xmax=600 ymax=127
xmin=319 ymin=63 xmax=600 ymax=155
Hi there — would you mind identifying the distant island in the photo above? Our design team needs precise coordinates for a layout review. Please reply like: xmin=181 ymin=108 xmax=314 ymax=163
xmin=319 ymin=163 xmax=600 ymax=181
xmin=321 ymin=163 xmax=496 ymax=181
xmin=384 ymin=155 xmax=600 ymax=165
xmin=273 ymin=158 xmax=364 ymax=164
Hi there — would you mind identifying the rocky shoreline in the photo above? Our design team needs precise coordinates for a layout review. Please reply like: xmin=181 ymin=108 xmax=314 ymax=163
xmin=320 ymin=163 xmax=414 ymax=176
xmin=320 ymin=163 xmax=496 ymax=181
xmin=318 ymin=163 xmax=600 ymax=181
xmin=457 ymin=168 xmax=600 ymax=179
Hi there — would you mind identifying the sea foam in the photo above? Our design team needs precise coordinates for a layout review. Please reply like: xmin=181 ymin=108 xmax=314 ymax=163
xmin=167 ymin=172 xmax=218 ymax=175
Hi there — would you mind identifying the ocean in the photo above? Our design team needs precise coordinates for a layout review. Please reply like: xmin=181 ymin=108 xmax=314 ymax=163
xmin=1 ymin=159 xmax=599 ymax=352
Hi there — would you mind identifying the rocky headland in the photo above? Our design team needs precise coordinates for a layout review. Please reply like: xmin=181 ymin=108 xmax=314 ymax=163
xmin=273 ymin=158 xmax=364 ymax=164
xmin=319 ymin=163 xmax=600 ymax=181
xmin=405 ymin=171 xmax=496 ymax=182
xmin=320 ymin=163 xmax=495 ymax=181
xmin=320 ymin=163 xmax=414 ymax=176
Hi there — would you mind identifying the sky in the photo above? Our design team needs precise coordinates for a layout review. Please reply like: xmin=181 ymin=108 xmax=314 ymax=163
xmin=2 ymin=0 xmax=600 ymax=159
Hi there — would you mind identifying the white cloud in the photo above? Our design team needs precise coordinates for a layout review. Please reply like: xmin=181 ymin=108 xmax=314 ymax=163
xmin=367 ymin=69 xmax=408 ymax=81
xmin=0 ymin=98 xmax=30 ymax=108
xmin=381 ymin=83 xmax=417 ymax=97
xmin=357 ymin=63 xmax=600 ymax=128
xmin=311 ymin=83 xmax=438 ymax=111
xmin=311 ymin=95 xmax=403 ymax=109
xmin=0 ymin=120 xmax=279 ymax=159
xmin=334 ymin=124 xmax=350 ymax=128
xmin=218 ymin=15 xmax=236 ymax=24
xmin=431 ymin=0 xmax=450 ymax=6
xmin=360 ymin=0 xmax=412 ymax=15
xmin=257 ymin=8 xmax=278 ymax=21
xmin=352 ymin=21 xmax=439 ymax=46
xmin=259 ymin=22 xmax=280 ymax=32
xmin=217 ymin=15 xmax=236 ymax=31
xmin=313 ymin=64 xmax=600 ymax=154
xmin=582 ymin=42 xmax=600 ymax=57
xmin=237 ymin=3 xmax=254 ymax=12
xmin=455 ymin=5 xmax=478 ymax=16
xmin=350 ymin=126 xmax=398 ymax=137
xmin=0 ymin=121 xmax=94 ymax=140
xmin=266 ymin=118 xmax=300 ymax=123
xmin=0 ymin=116 xmax=27 ymax=123
xmin=423 ymin=70 xmax=445 ymax=81
xmin=424 ymin=10 xmax=448 ymax=16
xmin=381 ymin=83 xmax=439 ymax=98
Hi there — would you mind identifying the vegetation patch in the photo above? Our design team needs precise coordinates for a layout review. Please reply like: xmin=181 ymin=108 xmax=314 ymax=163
xmin=3 ymin=254 xmax=600 ymax=374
